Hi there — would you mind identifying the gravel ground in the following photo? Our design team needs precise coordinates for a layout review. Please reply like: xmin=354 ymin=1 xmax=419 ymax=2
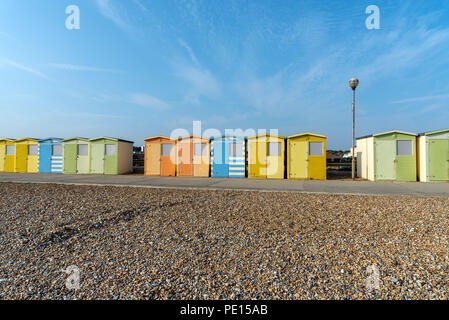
xmin=0 ymin=182 xmax=448 ymax=300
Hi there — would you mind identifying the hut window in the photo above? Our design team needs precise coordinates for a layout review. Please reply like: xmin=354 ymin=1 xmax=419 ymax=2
xmin=105 ymin=144 xmax=116 ymax=156
xmin=28 ymin=145 xmax=38 ymax=155
xmin=309 ymin=142 xmax=323 ymax=156
xmin=268 ymin=142 xmax=281 ymax=156
xmin=78 ymin=144 xmax=88 ymax=156
xmin=161 ymin=143 xmax=173 ymax=156
xmin=52 ymin=144 xmax=62 ymax=156
xmin=397 ymin=140 xmax=412 ymax=156
xmin=229 ymin=142 xmax=244 ymax=157
xmin=194 ymin=143 xmax=207 ymax=156
xmin=6 ymin=145 xmax=15 ymax=155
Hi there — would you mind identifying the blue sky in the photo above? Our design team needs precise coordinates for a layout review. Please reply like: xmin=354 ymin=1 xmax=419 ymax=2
xmin=1 ymin=0 xmax=448 ymax=149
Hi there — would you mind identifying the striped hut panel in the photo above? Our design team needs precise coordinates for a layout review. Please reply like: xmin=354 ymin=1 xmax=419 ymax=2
xmin=228 ymin=139 xmax=245 ymax=178
xmin=51 ymin=155 xmax=63 ymax=173
xmin=210 ymin=141 xmax=215 ymax=173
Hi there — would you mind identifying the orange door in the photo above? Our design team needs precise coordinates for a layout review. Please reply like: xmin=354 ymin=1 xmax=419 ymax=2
xmin=145 ymin=142 xmax=160 ymax=176
xmin=193 ymin=142 xmax=209 ymax=177
xmin=160 ymin=142 xmax=175 ymax=176
xmin=177 ymin=140 xmax=193 ymax=176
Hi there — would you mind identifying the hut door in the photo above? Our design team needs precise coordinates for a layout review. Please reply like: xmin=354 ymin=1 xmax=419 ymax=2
xmin=428 ymin=139 xmax=449 ymax=181
xmin=375 ymin=140 xmax=395 ymax=180
xmin=267 ymin=142 xmax=282 ymax=178
xmin=212 ymin=141 xmax=228 ymax=177
xmin=147 ymin=143 xmax=160 ymax=175
xmin=76 ymin=144 xmax=90 ymax=174
xmin=91 ymin=144 xmax=105 ymax=174
xmin=0 ymin=145 xmax=5 ymax=172
xmin=64 ymin=144 xmax=77 ymax=174
xmin=193 ymin=142 xmax=209 ymax=177
xmin=160 ymin=143 xmax=175 ymax=176
xmin=289 ymin=141 xmax=307 ymax=179
xmin=178 ymin=140 xmax=193 ymax=176
xmin=39 ymin=144 xmax=52 ymax=173
xmin=15 ymin=144 xmax=28 ymax=173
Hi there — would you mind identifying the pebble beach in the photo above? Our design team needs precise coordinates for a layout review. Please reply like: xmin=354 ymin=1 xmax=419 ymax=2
xmin=0 ymin=182 xmax=448 ymax=300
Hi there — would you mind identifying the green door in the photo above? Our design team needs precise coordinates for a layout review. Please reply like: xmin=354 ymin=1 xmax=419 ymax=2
xmin=64 ymin=144 xmax=77 ymax=174
xmin=76 ymin=144 xmax=90 ymax=174
xmin=395 ymin=140 xmax=416 ymax=181
xmin=375 ymin=140 xmax=395 ymax=180
xmin=91 ymin=144 xmax=104 ymax=174
xmin=428 ymin=139 xmax=449 ymax=181
xmin=104 ymin=143 xmax=118 ymax=174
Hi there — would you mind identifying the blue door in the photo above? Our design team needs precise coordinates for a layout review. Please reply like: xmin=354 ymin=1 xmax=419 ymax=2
xmin=38 ymin=143 xmax=52 ymax=173
xmin=212 ymin=140 xmax=228 ymax=177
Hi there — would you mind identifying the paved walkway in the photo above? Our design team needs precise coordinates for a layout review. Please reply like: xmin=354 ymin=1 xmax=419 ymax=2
xmin=1 ymin=173 xmax=448 ymax=198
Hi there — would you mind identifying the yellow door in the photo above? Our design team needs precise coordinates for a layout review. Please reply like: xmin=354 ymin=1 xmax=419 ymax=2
xmin=0 ymin=144 xmax=5 ymax=172
xmin=249 ymin=139 xmax=267 ymax=178
xmin=289 ymin=140 xmax=308 ymax=179
xmin=27 ymin=144 xmax=39 ymax=173
xmin=4 ymin=144 xmax=15 ymax=172
xmin=148 ymin=143 xmax=161 ymax=175
xmin=308 ymin=140 xmax=326 ymax=180
xmin=193 ymin=142 xmax=209 ymax=177
xmin=267 ymin=140 xmax=283 ymax=179
xmin=15 ymin=144 xmax=28 ymax=172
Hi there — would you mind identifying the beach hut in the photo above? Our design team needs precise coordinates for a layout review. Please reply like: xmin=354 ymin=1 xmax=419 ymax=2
xmin=14 ymin=138 xmax=39 ymax=173
xmin=62 ymin=137 xmax=91 ymax=174
xmin=38 ymin=138 xmax=63 ymax=173
xmin=176 ymin=135 xmax=210 ymax=177
xmin=417 ymin=128 xmax=449 ymax=182
xmin=0 ymin=138 xmax=16 ymax=172
xmin=356 ymin=130 xmax=417 ymax=181
xmin=89 ymin=137 xmax=134 ymax=174
xmin=210 ymin=136 xmax=245 ymax=178
xmin=287 ymin=133 xmax=327 ymax=180
xmin=247 ymin=134 xmax=285 ymax=179
xmin=144 ymin=136 xmax=176 ymax=176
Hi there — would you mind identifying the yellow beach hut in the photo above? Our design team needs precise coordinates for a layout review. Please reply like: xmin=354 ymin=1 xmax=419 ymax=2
xmin=247 ymin=134 xmax=285 ymax=179
xmin=0 ymin=138 xmax=16 ymax=172
xmin=14 ymin=138 xmax=40 ymax=173
xmin=287 ymin=133 xmax=327 ymax=180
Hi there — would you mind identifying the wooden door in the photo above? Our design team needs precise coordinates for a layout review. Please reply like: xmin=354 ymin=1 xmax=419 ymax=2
xmin=15 ymin=144 xmax=27 ymax=173
xmin=375 ymin=140 xmax=396 ymax=180
xmin=146 ymin=143 xmax=161 ymax=175
xmin=429 ymin=139 xmax=449 ymax=181
xmin=177 ymin=140 xmax=193 ymax=176
xmin=289 ymin=140 xmax=307 ymax=179
xmin=0 ymin=144 xmax=5 ymax=172
xmin=160 ymin=143 xmax=175 ymax=176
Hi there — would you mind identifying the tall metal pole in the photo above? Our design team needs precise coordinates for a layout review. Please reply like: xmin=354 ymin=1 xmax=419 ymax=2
xmin=352 ymin=88 xmax=355 ymax=180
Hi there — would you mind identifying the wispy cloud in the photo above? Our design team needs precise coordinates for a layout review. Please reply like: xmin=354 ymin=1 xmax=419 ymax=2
xmin=178 ymin=39 xmax=199 ymax=65
xmin=132 ymin=0 xmax=148 ymax=13
xmin=175 ymin=64 xmax=221 ymax=101
xmin=48 ymin=63 xmax=122 ymax=73
xmin=391 ymin=93 xmax=449 ymax=104
xmin=1 ymin=58 xmax=49 ymax=80
xmin=95 ymin=0 xmax=133 ymax=33
xmin=130 ymin=93 xmax=170 ymax=110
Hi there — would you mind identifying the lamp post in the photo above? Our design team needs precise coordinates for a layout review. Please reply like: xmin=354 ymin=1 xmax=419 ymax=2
xmin=349 ymin=78 xmax=359 ymax=180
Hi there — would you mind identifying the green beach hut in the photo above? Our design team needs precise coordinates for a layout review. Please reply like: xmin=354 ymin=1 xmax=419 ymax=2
xmin=417 ymin=128 xmax=449 ymax=182
xmin=356 ymin=130 xmax=417 ymax=181
xmin=89 ymin=137 xmax=134 ymax=175
xmin=63 ymin=137 xmax=91 ymax=174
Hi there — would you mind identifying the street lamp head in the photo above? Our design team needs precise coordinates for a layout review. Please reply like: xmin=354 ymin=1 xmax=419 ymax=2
xmin=349 ymin=78 xmax=359 ymax=90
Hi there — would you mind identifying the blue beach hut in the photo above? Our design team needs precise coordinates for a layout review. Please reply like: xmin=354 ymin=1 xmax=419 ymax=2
xmin=38 ymin=138 xmax=63 ymax=173
xmin=211 ymin=136 xmax=246 ymax=178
